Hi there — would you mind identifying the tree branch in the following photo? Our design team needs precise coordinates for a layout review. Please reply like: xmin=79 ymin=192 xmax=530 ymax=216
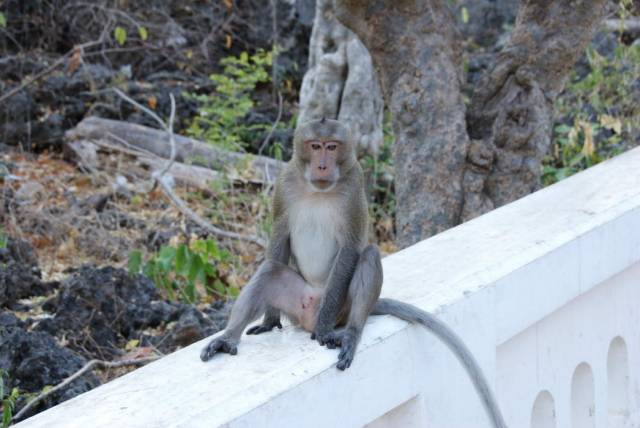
xmin=112 ymin=89 xmax=266 ymax=248
xmin=12 ymin=357 xmax=159 ymax=422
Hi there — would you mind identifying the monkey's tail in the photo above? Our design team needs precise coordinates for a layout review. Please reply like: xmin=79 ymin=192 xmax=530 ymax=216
xmin=372 ymin=298 xmax=507 ymax=428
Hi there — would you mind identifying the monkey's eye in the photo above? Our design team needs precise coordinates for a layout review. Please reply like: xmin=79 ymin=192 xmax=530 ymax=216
xmin=326 ymin=143 xmax=338 ymax=151
xmin=310 ymin=143 xmax=322 ymax=151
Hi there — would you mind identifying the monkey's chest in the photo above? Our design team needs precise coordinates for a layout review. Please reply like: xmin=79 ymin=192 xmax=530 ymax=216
xmin=289 ymin=201 xmax=343 ymax=288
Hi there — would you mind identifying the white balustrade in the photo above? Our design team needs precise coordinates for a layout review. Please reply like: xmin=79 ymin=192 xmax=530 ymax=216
xmin=15 ymin=147 xmax=640 ymax=428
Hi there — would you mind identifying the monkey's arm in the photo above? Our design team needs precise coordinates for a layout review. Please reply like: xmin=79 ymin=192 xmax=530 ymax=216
xmin=312 ymin=246 xmax=359 ymax=343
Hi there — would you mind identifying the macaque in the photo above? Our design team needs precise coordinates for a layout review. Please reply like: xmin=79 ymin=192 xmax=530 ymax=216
xmin=200 ymin=119 xmax=506 ymax=428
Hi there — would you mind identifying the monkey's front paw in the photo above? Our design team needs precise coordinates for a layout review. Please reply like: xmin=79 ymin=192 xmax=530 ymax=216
xmin=336 ymin=330 xmax=359 ymax=371
xmin=246 ymin=320 xmax=282 ymax=335
xmin=200 ymin=337 xmax=238 ymax=362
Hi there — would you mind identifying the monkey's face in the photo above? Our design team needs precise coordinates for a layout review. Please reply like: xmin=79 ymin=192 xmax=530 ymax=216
xmin=293 ymin=119 xmax=357 ymax=193
xmin=303 ymin=140 xmax=342 ymax=191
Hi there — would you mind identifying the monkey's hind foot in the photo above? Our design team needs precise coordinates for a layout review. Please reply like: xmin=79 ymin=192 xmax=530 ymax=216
xmin=246 ymin=320 xmax=283 ymax=335
xmin=318 ymin=329 xmax=345 ymax=349
xmin=200 ymin=337 xmax=238 ymax=361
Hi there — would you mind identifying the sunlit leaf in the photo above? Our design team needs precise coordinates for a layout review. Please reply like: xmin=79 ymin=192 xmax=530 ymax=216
xmin=599 ymin=114 xmax=622 ymax=134
xmin=0 ymin=12 xmax=6 ymax=28
xmin=461 ymin=7 xmax=469 ymax=24
xmin=138 ymin=26 xmax=148 ymax=41
xmin=580 ymin=121 xmax=595 ymax=157
xmin=125 ymin=339 xmax=139 ymax=351
xmin=114 ymin=26 xmax=127 ymax=46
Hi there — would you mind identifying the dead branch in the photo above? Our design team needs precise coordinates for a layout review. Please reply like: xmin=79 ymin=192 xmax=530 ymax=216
xmin=603 ymin=18 xmax=640 ymax=33
xmin=12 ymin=356 xmax=160 ymax=422
xmin=258 ymin=90 xmax=284 ymax=156
xmin=65 ymin=117 xmax=283 ymax=185
xmin=110 ymin=89 xmax=267 ymax=248
xmin=156 ymin=176 xmax=266 ymax=247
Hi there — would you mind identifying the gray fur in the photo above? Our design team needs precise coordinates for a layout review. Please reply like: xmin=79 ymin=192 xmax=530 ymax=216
xmin=373 ymin=298 xmax=507 ymax=428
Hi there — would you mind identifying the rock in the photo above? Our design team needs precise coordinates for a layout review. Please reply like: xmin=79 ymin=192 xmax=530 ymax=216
xmin=0 ymin=262 xmax=51 ymax=308
xmin=0 ymin=237 xmax=38 ymax=267
xmin=0 ymin=319 xmax=98 ymax=418
xmin=0 ymin=311 xmax=23 ymax=329
xmin=457 ymin=0 xmax=520 ymax=47
xmin=14 ymin=181 xmax=46 ymax=204
xmin=0 ymin=238 xmax=56 ymax=308
xmin=36 ymin=266 xmax=174 ymax=359
xmin=202 ymin=300 xmax=232 ymax=335
xmin=168 ymin=306 xmax=210 ymax=348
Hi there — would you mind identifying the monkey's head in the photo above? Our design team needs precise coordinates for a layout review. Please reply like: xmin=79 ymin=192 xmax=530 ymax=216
xmin=293 ymin=118 xmax=357 ymax=192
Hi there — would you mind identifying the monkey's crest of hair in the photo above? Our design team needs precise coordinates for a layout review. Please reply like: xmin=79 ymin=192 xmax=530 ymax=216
xmin=293 ymin=119 xmax=352 ymax=148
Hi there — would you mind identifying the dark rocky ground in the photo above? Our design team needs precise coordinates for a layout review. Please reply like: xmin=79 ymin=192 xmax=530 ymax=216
xmin=0 ymin=0 xmax=315 ymax=155
xmin=0 ymin=236 xmax=231 ymax=420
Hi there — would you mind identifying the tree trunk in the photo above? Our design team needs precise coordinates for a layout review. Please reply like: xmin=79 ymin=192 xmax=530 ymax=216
xmin=335 ymin=0 xmax=608 ymax=248
xmin=298 ymin=0 xmax=384 ymax=156
xmin=335 ymin=0 xmax=469 ymax=246
xmin=463 ymin=0 xmax=608 ymax=220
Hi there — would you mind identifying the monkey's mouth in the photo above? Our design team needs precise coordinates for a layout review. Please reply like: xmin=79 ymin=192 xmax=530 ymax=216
xmin=311 ymin=179 xmax=333 ymax=189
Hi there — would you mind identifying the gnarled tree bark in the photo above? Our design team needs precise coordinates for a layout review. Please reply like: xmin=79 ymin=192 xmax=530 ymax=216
xmin=298 ymin=0 xmax=384 ymax=156
xmin=463 ymin=0 xmax=608 ymax=220
xmin=335 ymin=0 xmax=607 ymax=248
xmin=335 ymin=0 xmax=469 ymax=245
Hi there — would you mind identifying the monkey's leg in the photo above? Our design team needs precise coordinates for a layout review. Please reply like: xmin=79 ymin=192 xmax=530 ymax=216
xmin=312 ymin=246 xmax=360 ymax=343
xmin=323 ymin=245 xmax=383 ymax=370
xmin=201 ymin=261 xmax=311 ymax=362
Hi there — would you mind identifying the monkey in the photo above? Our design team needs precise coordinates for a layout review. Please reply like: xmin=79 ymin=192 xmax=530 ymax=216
xmin=200 ymin=119 xmax=506 ymax=428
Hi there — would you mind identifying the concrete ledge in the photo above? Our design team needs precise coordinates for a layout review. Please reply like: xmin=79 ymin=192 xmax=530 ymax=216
xmin=16 ymin=147 xmax=640 ymax=428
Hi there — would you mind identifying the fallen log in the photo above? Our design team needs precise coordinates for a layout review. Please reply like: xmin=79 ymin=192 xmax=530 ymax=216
xmin=65 ymin=117 xmax=283 ymax=184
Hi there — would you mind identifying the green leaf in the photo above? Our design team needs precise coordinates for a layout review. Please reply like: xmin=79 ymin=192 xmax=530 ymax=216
xmin=187 ymin=255 xmax=204 ymax=283
xmin=157 ymin=246 xmax=176 ymax=271
xmin=554 ymin=124 xmax=573 ymax=134
xmin=138 ymin=26 xmax=148 ymax=41
xmin=203 ymin=262 xmax=217 ymax=277
xmin=114 ymin=26 xmax=127 ymax=46
xmin=184 ymin=280 xmax=196 ymax=303
xmin=3 ymin=406 xmax=11 ymax=428
xmin=213 ymin=280 xmax=226 ymax=295
xmin=205 ymin=239 xmax=220 ymax=259
xmin=128 ymin=250 xmax=142 ymax=275
xmin=175 ymin=244 xmax=189 ymax=275
xmin=461 ymin=7 xmax=469 ymax=24
xmin=0 ymin=12 xmax=6 ymax=28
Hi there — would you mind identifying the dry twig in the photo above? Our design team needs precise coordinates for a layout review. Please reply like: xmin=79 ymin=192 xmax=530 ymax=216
xmin=258 ymin=91 xmax=284 ymax=156
xmin=12 ymin=356 xmax=159 ymax=422
xmin=112 ymin=88 xmax=266 ymax=248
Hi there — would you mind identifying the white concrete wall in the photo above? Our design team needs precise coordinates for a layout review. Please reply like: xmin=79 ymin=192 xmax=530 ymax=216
xmin=15 ymin=147 xmax=640 ymax=428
